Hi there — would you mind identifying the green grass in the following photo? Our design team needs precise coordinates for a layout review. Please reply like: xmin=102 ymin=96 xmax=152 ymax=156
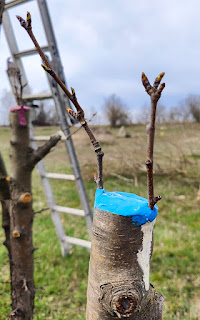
xmin=0 ymin=123 xmax=200 ymax=319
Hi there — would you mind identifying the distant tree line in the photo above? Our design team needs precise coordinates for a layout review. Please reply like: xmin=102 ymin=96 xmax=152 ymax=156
xmin=0 ymin=89 xmax=199 ymax=127
xmin=104 ymin=94 xmax=200 ymax=126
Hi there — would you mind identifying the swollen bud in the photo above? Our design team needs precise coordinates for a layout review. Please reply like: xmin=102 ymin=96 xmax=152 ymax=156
xmin=66 ymin=108 xmax=77 ymax=119
xmin=27 ymin=11 xmax=32 ymax=27
xmin=16 ymin=15 xmax=26 ymax=28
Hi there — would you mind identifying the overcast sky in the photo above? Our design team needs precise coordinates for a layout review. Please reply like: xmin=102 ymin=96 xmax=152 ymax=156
xmin=1 ymin=0 xmax=200 ymax=124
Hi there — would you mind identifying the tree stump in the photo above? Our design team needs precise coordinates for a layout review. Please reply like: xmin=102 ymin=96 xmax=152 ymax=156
xmin=86 ymin=189 xmax=164 ymax=319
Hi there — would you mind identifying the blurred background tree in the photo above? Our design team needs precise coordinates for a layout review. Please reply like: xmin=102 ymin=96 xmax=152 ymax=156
xmin=104 ymin=94 xmax=131 ymax=127
xmin=185 ymin=95 xmax=200 ymax=123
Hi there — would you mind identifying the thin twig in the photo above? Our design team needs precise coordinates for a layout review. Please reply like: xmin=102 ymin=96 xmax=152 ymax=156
xmin=142 ymin=72 xmax=165 ymax=209
xmin=65 ymin=125 xmax=83 ymax=140
xmin=17 ymin=13 xmax=104 ymax=189
xmin=7 ymin=308 xmax=19 ymax=319
xmin=34 ymin=207 xmax=49 ymax=215
xmin=12 ymin=68 xmax=27 ymax=106
xmin=65 ymin=112 xmax=97 ymax=140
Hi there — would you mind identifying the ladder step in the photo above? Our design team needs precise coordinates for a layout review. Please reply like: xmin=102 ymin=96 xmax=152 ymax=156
xmin=53 ymin=205 xmax=85 ymax=217
xmin=23 ymin=93 xmax=53 ymax=101
xmin=43 ymin=173 xmax=75 ymax=181
xmin=5 ymin=0 xmax=32 ymax=10
xmin=63 ymin=236 xmax=91 ymax=250
xmin=14 ymin=46 xmax=49 ymax=58
xmin=31 ymin=135 xmax=65 ymax=142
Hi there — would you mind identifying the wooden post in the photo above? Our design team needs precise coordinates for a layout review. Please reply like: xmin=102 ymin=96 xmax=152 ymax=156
xmin=86 ymin=189 xmax=164 ymax=319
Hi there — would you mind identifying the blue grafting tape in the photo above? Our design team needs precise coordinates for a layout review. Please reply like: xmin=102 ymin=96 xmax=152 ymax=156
xmin=94 ymin=189 xmax=157 ymax=226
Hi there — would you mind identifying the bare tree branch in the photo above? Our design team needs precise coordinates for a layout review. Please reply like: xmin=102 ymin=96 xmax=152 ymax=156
xmin=28 ymin=135 xmax=61 ymax=168
xmin=16 ymin=13 xmax=83 ymax=114
xmin=17 ymin=12 xmax=104 ymax=189
xmin=142 ymin=72 xmax=165 ymax=209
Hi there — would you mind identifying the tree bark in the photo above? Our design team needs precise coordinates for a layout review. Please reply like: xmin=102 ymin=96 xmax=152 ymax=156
xmin=86 ymin=208 xmax=164 ymax=319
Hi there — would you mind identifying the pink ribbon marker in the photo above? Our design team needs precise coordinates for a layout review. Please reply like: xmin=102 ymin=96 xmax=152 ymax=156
xmin=10 ymin=106 xmax=30 ymax=126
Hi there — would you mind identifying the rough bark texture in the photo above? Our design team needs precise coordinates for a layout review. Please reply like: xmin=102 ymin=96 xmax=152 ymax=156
xmin=9 ymin=110 xmax=35 ymax=319
xmin=86 ymin=209 xmax=164 ymax=319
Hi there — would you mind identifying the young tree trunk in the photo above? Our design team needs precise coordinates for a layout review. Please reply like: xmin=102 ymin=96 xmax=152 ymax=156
xmin=6 ymin=109 xmax=61 ymax=319
xmin=9 ymin=110 xmax=35 ymax=319
xmin=86 ymin=191 xmax=164 ymax=319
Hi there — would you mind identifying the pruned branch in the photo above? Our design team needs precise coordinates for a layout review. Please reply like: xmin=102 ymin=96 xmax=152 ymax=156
xmin=142 ymin=72 xmax=165 ymax=209
xmin=29 ymin=134 xmax=61 ymax=168
xmin=17 ymin=12 xmax=104 ymax=189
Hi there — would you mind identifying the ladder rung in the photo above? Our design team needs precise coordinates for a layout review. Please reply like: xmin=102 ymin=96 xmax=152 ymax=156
xmin=63 ymin=236 xmax=91 ymax=250
xmin=5 ymin=0 xmax=32 ymax=10
xmin=43 ymin=173 xmax=75 ymax=181
xmin=14 ymin=46 xmax=49 ymax=58
xmin=31 ymin=135 xmax=65 ymax=142
xmin=23 ymin=93 xmax=53 ymax=101
xmin=53 ymin=205 xmax=85 ymax=217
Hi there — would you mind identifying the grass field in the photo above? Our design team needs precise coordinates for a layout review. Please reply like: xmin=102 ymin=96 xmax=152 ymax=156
xmin=0 ymin=122 xmax=200 ymax=319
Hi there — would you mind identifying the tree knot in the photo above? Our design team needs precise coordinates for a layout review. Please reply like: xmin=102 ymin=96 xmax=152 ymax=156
xmin=115 ymin=295 xmax=137 ymax=317
xmin=99 ymin=281 xmax=143 ymax=318
xmin=145 ymin=159 xmax=152 ymax=167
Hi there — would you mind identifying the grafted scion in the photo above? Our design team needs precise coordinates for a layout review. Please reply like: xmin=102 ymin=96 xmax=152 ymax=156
xmin=142 ymin=72 xmax=165 ymax=209
xmin=17 ymin=12 xmax=104 ymax=189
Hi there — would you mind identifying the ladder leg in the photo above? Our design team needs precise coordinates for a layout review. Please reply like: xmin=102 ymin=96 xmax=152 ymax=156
xmin=3 ymin=0 xmax=93 ymax=254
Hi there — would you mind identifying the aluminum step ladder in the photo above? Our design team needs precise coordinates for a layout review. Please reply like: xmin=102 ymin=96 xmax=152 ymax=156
xmin=3 ymin=0 xmax=92 ymax=256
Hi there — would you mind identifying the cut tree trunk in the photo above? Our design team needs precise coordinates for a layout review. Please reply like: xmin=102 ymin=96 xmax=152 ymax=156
xmin=86 ymin=207 xmax=164 ymax=319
